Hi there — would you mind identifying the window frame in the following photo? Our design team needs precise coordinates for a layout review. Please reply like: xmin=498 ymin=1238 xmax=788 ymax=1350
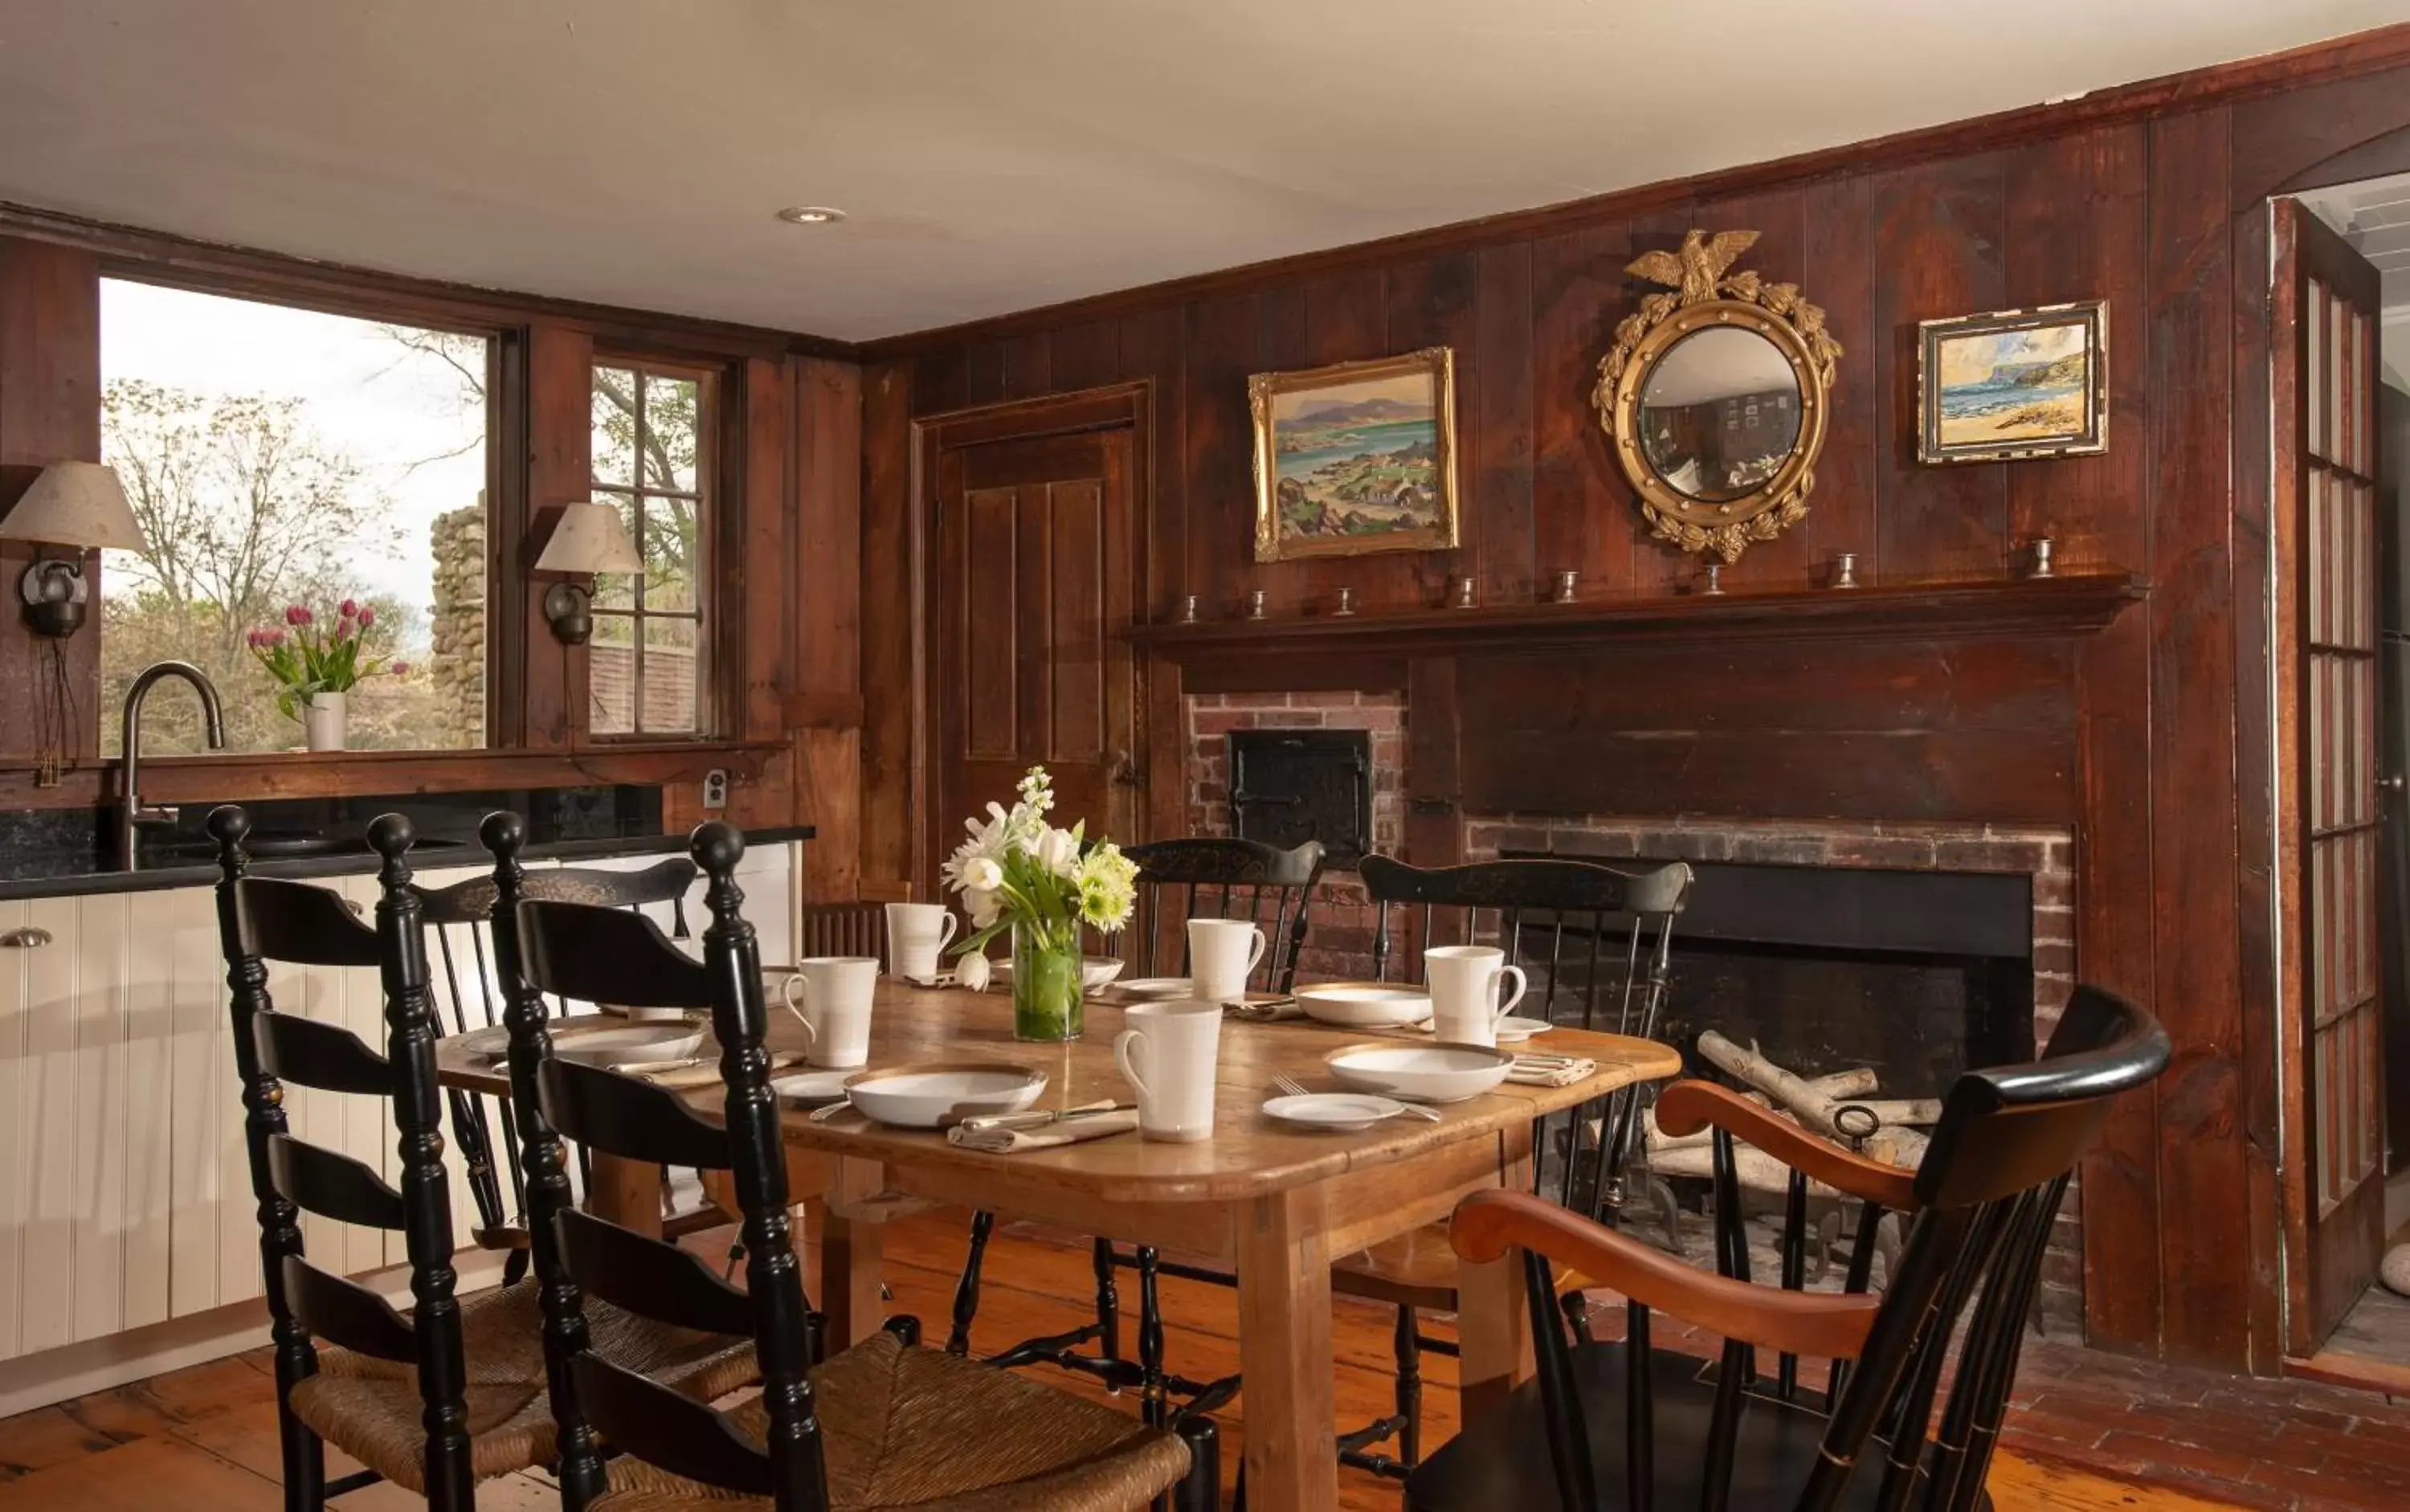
xmin=91 ymin=265 xmax=505 ymax=755
xmin=583 ymin=353 xmax=725 ymax=741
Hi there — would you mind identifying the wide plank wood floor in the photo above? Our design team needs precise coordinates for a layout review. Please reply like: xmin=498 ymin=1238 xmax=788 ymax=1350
xmin=0 ymin=1206 xmax=2326 ymax=1510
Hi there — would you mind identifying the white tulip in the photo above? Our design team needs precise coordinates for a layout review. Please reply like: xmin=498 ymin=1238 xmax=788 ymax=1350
xmin=966 ymin=887 xmax=1002 ymax=930
xmin=1036 ymin=827 xmax=1081 ymax=879
xmin=961 ymin=856 xmax=1003 ymax=893
xmin=956 ymin=951 xmax=992 ymax=991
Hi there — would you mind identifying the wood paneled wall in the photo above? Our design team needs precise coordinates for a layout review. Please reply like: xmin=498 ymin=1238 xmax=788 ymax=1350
xmin=857 ymin=36 xmax=2410 ymax=1369
xmin=0 ymin=240 xmax=101 ymax=766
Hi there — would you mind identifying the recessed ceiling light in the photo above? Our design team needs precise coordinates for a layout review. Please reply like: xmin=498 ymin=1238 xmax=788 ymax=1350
xmin=775 ymin=206 xmax=847 ymax=226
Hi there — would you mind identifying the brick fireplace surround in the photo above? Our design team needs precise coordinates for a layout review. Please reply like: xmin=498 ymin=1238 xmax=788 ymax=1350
xmin=1183 ymin=688 xmax=2086 ymax=1325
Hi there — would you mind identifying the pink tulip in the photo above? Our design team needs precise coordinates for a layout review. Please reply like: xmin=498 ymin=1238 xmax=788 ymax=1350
xmin=358 ymin=605 xmax=375 ymax=627
xmin=389 ymin=660 xmax=411 ymax=676
xmin=286 ymin=604 xmax=312 ymax=626
xmin=338 ymin=599 xmax=358 ymax=619
xmin=266 ymin=627 xmax=287 ymax=647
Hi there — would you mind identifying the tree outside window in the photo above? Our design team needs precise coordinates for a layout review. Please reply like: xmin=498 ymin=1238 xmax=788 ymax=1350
xmin=96 ymin=280 xmax=490 ymax=754
xmin=589 ymin=362 xmax=709 ymax=736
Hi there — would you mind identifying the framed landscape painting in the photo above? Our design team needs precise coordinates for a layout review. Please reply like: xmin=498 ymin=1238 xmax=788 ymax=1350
xmin=1250 ymin=346 xmax=1459 ymax=561
xmin=1917 ymin=300 xmax=2108 ymax=464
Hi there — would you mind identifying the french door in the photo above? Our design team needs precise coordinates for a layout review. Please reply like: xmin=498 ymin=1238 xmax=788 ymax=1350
xmin=2275 ymin=197 xmax=2389 ymax=1354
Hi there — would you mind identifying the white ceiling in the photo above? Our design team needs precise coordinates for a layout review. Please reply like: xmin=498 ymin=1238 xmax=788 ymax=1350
xmin=1 ymin=1 xmax=2405 ymax=343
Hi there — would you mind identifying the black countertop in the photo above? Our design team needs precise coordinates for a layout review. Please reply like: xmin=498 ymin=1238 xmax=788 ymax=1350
xmin=0 ymin=785 xmax=812 ymax=901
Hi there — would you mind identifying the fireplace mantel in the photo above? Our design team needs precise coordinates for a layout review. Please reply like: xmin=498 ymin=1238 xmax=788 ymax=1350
xmin=1128 ymin=570 xmax=2144 ymax=663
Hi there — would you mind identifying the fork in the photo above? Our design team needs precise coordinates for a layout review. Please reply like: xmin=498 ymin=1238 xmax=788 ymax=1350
xmin=1275 ymin=1073 xmax=1440 ymax=1122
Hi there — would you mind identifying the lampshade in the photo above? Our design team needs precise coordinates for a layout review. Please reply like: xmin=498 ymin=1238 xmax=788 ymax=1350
xmin=0 ymin=462 xmax=147 ymax=551
xmin=534 ymin=501 xmax=643 ymax=574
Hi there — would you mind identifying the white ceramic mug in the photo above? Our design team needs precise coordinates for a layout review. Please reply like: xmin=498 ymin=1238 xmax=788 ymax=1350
xmin=782 ymin=955 xmax=880 ymax=1068
xmin=1113 ymin=1000 xmax=1224 ymax=1142
xmin=884 ymin=902 xmax=959 ymax=980
xmin=1187 ymin=918 xmax=1268 ymax=1003
xmin=1424 ymin=945 xmax=1528 ymax=1047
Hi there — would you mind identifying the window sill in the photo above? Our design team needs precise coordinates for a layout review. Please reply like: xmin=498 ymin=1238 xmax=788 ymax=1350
xmin=1 ymin=740 xmax=789 ymax=809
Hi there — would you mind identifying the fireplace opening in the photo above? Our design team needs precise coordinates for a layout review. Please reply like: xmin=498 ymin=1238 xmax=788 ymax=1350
xmin=1505 ymin=853 xmax=2036 ymax=1098
xmin=1228 ymin=729 xmax=1372 ymax=867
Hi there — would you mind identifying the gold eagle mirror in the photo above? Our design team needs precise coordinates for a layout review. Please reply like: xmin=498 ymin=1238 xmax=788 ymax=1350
xmin=1594 ymin=230 xmax=1841 ymax=563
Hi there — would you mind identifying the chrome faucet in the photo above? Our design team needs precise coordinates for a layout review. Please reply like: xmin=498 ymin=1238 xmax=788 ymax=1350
xmin=118 ymin=660 xmax=226 ymax=868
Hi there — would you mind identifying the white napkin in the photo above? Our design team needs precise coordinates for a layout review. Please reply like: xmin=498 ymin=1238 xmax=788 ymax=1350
xmin=1505 ymin=1054 xmax=1596 ymax=1088
xmin=946 ymin=1105 xmax=1139 ymax=1153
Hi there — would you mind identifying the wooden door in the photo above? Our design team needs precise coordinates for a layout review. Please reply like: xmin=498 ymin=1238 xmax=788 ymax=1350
xmin=931 ymin=429 xmax=1138 ymax=892
xmin=2276 ymin=198 xmax=2388 ymax=1354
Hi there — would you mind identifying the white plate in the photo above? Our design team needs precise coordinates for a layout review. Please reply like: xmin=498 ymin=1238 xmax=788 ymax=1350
xmin=1264 ymin=1092 xmax=1409 ymax=1131
xmin=553 ymin=1023 xmax=709 ymax=1068
xmin=1410 ymin=1015 xmax=1554 ymax=1043
xmin=994 ymin=955 xmax=1128 ymax=991
xmin=1325 ymin=1042 xmax=1515 ymax=1104
xmin=1295 ymin=982 xmax=1433 ymax=1029
xmin=842 ymin=1063 xmax=1048 ymax=1129
xmin=1116 ymin=977 xmax=1193 ymax=998
xmin=771 ymin=1068 xmax=856 ymax=1105
xmin=451 ymin=1014 xmax=634 ymax=1060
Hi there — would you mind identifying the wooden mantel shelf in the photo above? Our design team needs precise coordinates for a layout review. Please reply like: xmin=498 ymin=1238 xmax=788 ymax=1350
xmin=1125 ymin=571 xmax=2145 ymax=661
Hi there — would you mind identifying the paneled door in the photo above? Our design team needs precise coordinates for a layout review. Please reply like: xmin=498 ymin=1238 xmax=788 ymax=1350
xmin=931 ymin=428 xmax=1138 ymax=893
xmin=2275 ymin=198 xmax=2388 ymax=1355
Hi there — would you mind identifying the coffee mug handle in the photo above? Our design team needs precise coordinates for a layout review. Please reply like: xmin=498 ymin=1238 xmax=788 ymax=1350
xmin=935 ymin=912 xmax=960 ymax=951
xmin=1492 ymin=965 xmax=1528 ymax=1020
xmin=1113 ymin=1029 xmax=1153 ymax=1100
xmin=782 ymin=975 xmax=819 ymax=1055
xmin=1244 ymin=926 xmax=1268 ymax=980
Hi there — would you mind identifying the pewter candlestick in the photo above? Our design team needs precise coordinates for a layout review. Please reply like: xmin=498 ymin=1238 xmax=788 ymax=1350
xmin=1246 ymin=588 xmax=1267 ymax=619
xmin=1832 ymin=552 xmax=1860 ymax=590
xmin=1178 ymin=594 xmax=1199 ymax=623
xmin=1553 ymin=570 xmax=1579 ymax=603
xmin=2028 ymin=537 xmax=2057 ymax=579
xmin=1333 ymin=586 xmax=1356 ymax=617
xmin=1702 ymin=562 xmax=1725 ymax=596
xmin=1454 ymin=576 xmax=1478 ymax=609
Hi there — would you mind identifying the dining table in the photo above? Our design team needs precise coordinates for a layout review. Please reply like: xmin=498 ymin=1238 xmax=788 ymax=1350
xmin=437 ymin=977 xmax=1681 ymax=1511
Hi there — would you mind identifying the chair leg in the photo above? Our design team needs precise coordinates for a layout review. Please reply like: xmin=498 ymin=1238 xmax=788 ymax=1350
xmin=501 ymin=1247 xmax=531 ymax=1288
xmin=1393 ymin=1303 xmax=1423 ymax=1467
xmin=1094 ymin=1236 xmax=1123 ymax=1367
xmin=1170 ymin=1413 xmax=1221 ymax=1512
xmin=1137 ymin=1246 xmax=1166 ymax=1428
xmin=271 ymin=1330 xmax=324 ymax=1510
xmin=948 ymin=1210 xmax=995 ymax=1355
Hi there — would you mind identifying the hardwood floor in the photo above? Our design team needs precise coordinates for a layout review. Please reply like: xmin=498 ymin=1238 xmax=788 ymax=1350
xmin=0 ymin=1208 xmax=2347 ymax=1510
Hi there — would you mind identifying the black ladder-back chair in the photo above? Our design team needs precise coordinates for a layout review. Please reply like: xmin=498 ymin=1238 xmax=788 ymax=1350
xmin=414 ymin=853 xmax=701 ymax=1273
xmin=1119 ymin=836 xmax=1326 ymax=992
xmin=944 ymin=836 xmax=1325 ymax=1423
xmin=1325 ymin=853 xmax=1692 ymax=1479
xmin=519 ymin=823 xmax=1211 ymax=1512
xmin=1403 ymin=985 xmax=2171 ymax=1512
xmin=210 ymin=805 xmax=498 ymax=1510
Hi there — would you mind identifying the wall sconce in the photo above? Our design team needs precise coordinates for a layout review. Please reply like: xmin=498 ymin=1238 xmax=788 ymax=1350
xmin=0 ymin=462 xmax=149 ymax=638
xmin=533 ymin=501 xmax=643 ymax=644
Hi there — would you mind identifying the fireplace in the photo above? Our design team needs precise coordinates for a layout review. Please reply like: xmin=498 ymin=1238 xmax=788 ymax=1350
xmin=1500 ymin=852 xmax=2038 ymax=1100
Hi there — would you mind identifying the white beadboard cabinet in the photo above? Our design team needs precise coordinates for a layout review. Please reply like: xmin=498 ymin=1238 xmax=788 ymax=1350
xmin=0 ymin=840 xmax=797 ymax=1367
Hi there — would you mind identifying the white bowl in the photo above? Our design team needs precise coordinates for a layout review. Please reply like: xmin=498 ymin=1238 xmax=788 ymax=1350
xmin=552 ymin=1022 xmax=708 ymax=1069
xmin=842 ymin=1062 xmax=1048 ymax=1129
xmin=1325 ymin=1042 xmax=1514 ymax=1104
xmin=1296 ymin=982 xmax=1433 ymax=1029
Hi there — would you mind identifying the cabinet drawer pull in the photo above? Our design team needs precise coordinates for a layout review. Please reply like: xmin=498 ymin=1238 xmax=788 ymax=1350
xmin=0 ymin=927 xmax=55 ymax=949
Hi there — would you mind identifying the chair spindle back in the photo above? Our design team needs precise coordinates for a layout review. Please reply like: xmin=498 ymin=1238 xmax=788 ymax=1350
xmin=1123 ymin=837 xmax=1326 ymax=994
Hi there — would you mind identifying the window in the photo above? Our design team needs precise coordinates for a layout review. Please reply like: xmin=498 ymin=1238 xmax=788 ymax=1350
xmin=588 ymin=361 xmax=711 ymax=736
xmin=97 ymin=279 xmax=491 ymax=754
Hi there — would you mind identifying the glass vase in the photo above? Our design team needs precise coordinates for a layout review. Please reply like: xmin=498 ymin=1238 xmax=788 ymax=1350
xmin=1011 ymin=920 xmax=1084 ymax=1042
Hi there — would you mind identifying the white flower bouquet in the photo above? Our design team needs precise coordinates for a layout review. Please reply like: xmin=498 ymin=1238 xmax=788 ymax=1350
xmin=942 ymin=766 xmax=1138 ymax=1040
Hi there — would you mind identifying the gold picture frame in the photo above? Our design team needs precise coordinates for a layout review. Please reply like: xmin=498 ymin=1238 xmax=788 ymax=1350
xmin=1250 ymin=347 xmax=1459 ymax=562
xmin=1917 ymin=300 xmax=2107 ymax=464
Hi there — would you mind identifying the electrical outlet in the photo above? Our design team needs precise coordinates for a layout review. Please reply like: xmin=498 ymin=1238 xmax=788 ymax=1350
xmin=702 ymin=769 xmax=729 ymax=810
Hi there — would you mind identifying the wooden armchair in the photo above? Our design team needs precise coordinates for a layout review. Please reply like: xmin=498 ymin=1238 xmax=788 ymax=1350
xmin=1403 ymin=985 xmax=2171 ymax=1512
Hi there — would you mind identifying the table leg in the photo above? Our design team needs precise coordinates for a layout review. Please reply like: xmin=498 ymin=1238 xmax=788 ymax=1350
xmin=1458 ymin=1134 xmax=1537 ymax=1418
xmin=818 ymin=1155 xmax=889 ymax=1349
xmin=1234 ymin=1189 xmax=1336 ymax=1512
xmin=586 ymin=1150 xmax=663 ymax=1236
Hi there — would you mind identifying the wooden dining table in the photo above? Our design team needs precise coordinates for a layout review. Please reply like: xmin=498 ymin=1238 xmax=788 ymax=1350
xmin=439 ymin=979 xmax=1680 ymax=1510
